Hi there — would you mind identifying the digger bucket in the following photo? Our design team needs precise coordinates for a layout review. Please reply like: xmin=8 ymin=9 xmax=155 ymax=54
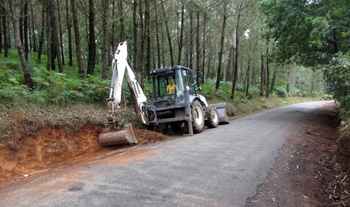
xmin=210 ymin=103 xmax=229 ymax=124
xmin=99 ymin=124 xmax=138 ymax=146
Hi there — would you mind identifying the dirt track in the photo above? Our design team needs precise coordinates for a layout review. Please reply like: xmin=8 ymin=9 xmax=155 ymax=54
xmin=0 ymin=101 xmax=339 ymax=207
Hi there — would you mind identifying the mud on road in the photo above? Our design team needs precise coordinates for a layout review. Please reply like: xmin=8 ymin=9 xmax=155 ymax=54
xmin=248 ymin=103 xmax=350 ymax=207
xmin=0 ymin=125 xmax=167 ymax=183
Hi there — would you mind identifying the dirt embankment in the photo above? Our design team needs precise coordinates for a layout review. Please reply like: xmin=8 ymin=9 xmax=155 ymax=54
xmin=248 ymin=103 xmax=350 ymax=207
xmin=0 ymin=125 xmax=167 ymax=183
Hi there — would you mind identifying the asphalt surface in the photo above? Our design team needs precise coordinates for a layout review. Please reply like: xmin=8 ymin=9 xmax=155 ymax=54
xmin=0 ymin=101 xmax=331 ymax=207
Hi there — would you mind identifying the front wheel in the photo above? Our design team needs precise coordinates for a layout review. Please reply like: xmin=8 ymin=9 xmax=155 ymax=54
xmin=192 ymin=100 xmax=204 ymax=133
xmin=205 ymin=106 xmax=219 ymax=128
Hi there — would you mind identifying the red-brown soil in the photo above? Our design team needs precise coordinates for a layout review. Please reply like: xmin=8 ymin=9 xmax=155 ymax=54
xmin=0 ymin=125 xmax=167 ymax=183
xmin=248 ymin=103 xmax=350 ymax=207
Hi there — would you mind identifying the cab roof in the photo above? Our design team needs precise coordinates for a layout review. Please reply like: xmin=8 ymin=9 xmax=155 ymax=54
xmin=149 ymin=65 xmax=192 ymax=77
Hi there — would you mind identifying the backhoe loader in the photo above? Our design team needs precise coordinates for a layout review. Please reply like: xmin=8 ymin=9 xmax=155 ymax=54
xmin=99 ymin=41 xmax=228 ymax=146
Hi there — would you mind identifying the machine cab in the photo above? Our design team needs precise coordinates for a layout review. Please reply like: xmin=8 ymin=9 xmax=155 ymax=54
xmin=150 ymin=66 xmax=198 ymax=106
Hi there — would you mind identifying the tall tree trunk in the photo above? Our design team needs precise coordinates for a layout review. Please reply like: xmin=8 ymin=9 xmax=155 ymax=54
xmin=71 ymin=0 xmax=85 ymax=78
xmin=216 ymin=4 xmax=227 ymax=91
xmin=7 ymin=18 xmax=10 ymax=49
xmin=189 ymin=11 xmax=193 ymax=69
xmin=19 ymin=9 xmax=23 ymax=45
xmin=252 ymin=66 xmax=256 ymax=85
xmin=202 ymin=14 xmax=206 ymax=83
xmin=162 ymin=4 xmax=174 ymax=66
xmin=195 ymin=10 xmax=200 ymax=86
xmin=145 ymin=0 xmax=151 ymax=74
xmin=265 ymin=44 xmax=270 ymax=97
xmin=9 ymin=0 xmax=34 ymax=88
xmin=24 ymin=1 xmax=29 ymax=60
xmin=30 ymin=6 xmax=37 ymax=52
xmin=1 ymin=0 xmax=8 ymax=58
xmin=48 ymin=0 xmax=63 ymax=72
xmin=38 ymin=4 xmax=45 ymax=61
xmin=0 ymin=11 xmax=2 ymax=53
xmin=65 ymin=0 xmax=73 ymax=66
xmin=87 ymin=0 xmax=96 ymax=75
xmin=246 ymin=55 xmax=251 ymax=96
xmin=177 ymin=4 xmax=184 ymax=65
xmin=260 ymin=53 xmax=264 ymax=96
xmin=230 ymin=11 xmax=241 ymax=99
xmin=119 ymin=0 xmax=124 ymax=41
xmin=160 ymin=22 xmax=165 ymax=67
xmin=269 ymin=67 xmax=277 ymax=95
xmin=225 ymin=47 xmax=233 ymax=82
xmin=111 ymin=0 xmax=115 ymax=52
xmin=133 ymin=0 xmax=139 ymax=71
xmin=56 ymin=0 xmax=65 ymax=65
xmin=206 ymin=38 xmax=212 ymax=79
xmin=155 ymin=2 xmax=160 ymax=68
xmin=102 ymin=0 xmax=109 ymax=79
xmin=139 ymin=0 xmax=145 ymax=87
xmin=45 ymin=5 xmax=51 ymax=70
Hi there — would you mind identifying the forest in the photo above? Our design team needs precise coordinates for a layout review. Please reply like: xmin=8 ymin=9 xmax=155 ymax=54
xmin=0 ymin=0 xmax=334 ymax=107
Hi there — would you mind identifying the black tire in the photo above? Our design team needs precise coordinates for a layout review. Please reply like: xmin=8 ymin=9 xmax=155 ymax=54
xmin=170 ymin=121 xmax=188 ymax=134
xmin=192 ymin=100 xmax=205 ymax=133
xmin=205 ymin=106 xmax=219 ymax=128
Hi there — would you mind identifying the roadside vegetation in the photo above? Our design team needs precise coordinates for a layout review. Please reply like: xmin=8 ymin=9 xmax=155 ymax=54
xmin=0 ymin=50 xmax=324 ymax=146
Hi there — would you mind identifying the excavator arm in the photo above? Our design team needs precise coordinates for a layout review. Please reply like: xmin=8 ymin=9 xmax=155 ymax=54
xmin=107 ymin=41 xmax=148 ymax=126
xmin=99 ymin=41 xmax=148 ymax=146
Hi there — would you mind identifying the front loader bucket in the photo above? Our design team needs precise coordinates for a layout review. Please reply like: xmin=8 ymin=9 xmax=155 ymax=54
xmin=99 ymin=124 xmax=138 ymax=146
xmin=211 ymin=103 xmax=229 ymax=124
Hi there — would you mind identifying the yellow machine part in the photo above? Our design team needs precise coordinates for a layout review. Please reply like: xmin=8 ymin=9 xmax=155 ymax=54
xmin=98 ymin=124 xmax=138 ymax=146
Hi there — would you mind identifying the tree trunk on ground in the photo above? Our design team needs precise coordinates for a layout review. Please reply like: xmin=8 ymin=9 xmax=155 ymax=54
xmin=133 ymin=0 xmax=138 ymax=71
xmin=1 ymin=0 xmax=8 ymax=58
xmin=102 ymin=0 xmax=109 ymax=79
xmin=71 ymin=0 xmax=85 ymax=78
xmin=65 ymin=0 xmax=72 ymax=66
xmin=45 ymin=4 xmax=51 ymax=71
xmin=216 ymin=4 xmax=227 ymax=91
xmin=87 ymin=0 xmax=96 ymax=75
xmin=9 ymin=0 xmax=34 ymax=88
xmin=260 ymin=53 xmax=264 ymax=96
xmin=38 ymin=4 xmax=45 ymax=61
xmin=24 ymin=1 xmax=28 ymax=60
xmin=162 ymin=4 xmax=174 ymax=66
xmin=177 ymin=4 xmax=184 ymax=65
xmin=265 ymin=45 xmax=270 ymax=97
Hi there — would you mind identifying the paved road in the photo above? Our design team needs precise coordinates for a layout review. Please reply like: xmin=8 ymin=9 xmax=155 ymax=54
xmin=0 ymin=101 xmax=331 ymax=207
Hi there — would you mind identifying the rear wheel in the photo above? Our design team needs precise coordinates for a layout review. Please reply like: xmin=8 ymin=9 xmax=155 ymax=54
xmin=192 ymin=100 xmax=204 ymax=133
xmin=205 ymin=106 xmax=219 ymax=128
